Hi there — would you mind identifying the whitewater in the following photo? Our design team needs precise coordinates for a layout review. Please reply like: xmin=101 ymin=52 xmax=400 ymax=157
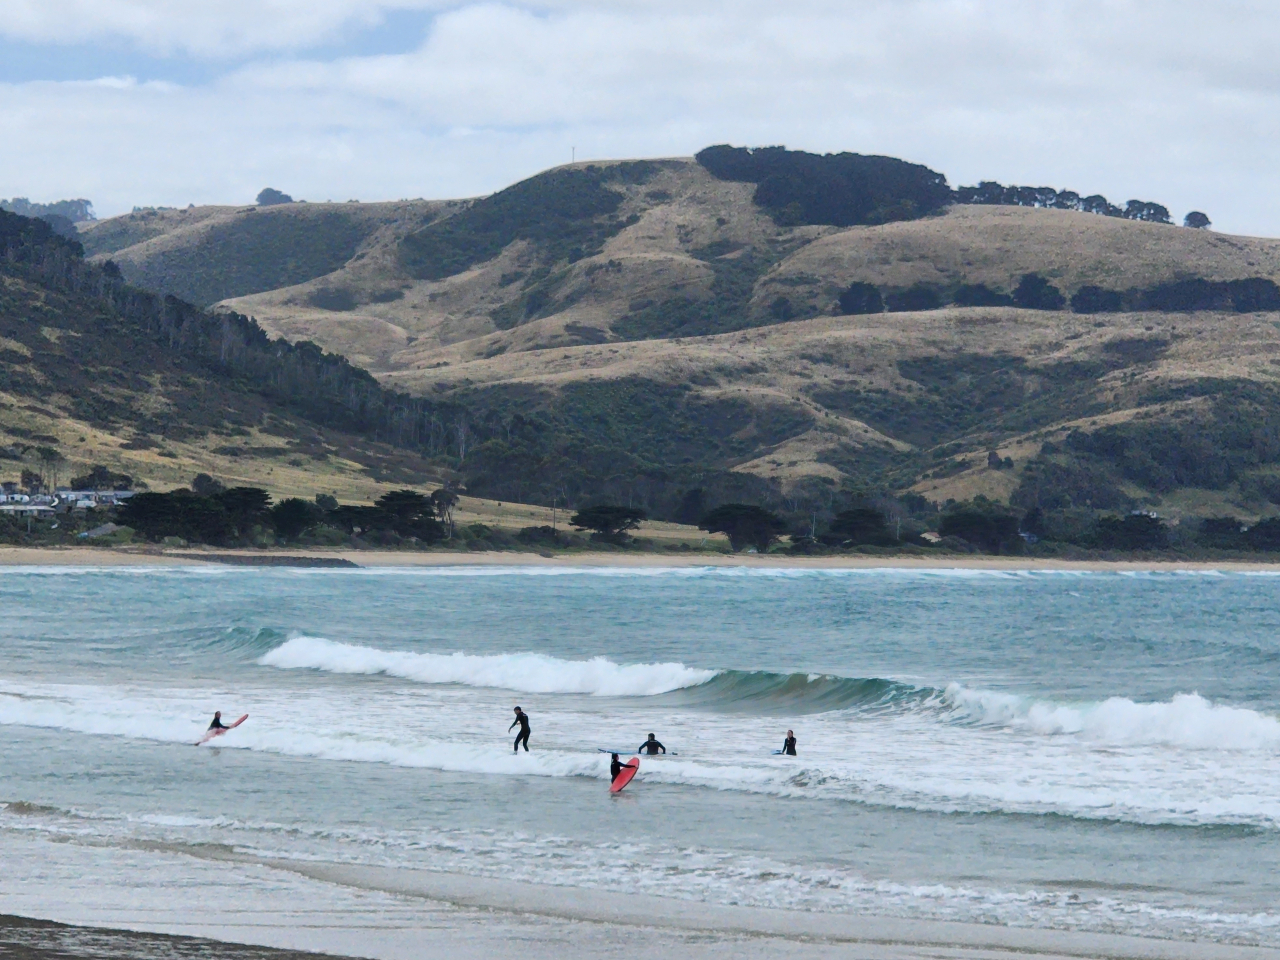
xmin=2 ymin=565 xmax=1279 ymax=950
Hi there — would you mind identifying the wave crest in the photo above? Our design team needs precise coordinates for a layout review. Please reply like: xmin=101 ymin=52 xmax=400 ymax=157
xmin=944 ymin=685 xmax=1280 ymax=750
xmin=258 ymin=637 xmax=718 ymax=697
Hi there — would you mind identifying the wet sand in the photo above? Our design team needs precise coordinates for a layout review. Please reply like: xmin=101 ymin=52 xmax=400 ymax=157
xmin=1 ymin=544 xmax=1279 ymax=571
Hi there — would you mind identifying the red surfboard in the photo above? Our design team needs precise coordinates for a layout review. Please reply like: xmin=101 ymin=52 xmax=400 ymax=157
xmin=195 ymin=714 xmax=248 ymax=746
xmin=609 ymin=756 xmax=639 ymax=793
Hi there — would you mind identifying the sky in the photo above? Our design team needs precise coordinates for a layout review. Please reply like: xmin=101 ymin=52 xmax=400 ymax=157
xmin=1 ymin=1 xmax=1278 ymax=234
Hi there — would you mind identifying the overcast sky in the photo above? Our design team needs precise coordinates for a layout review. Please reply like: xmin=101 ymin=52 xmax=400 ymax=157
xmin=2 ymin=1 xmax=1277 ymax=234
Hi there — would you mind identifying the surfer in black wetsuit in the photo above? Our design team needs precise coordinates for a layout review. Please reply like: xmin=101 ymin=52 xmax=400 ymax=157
xmin=208 ymin=711 xmax=226 ymax=730
xmin=610 ymin=753 xmax=637 ymax=783
xmin=782 ymin=730 xmax=797 ymax=756
xmin=638 ymin=733 xmax=666 ymax=755
xmin=510 ymin=706 xmax=531 ymax=752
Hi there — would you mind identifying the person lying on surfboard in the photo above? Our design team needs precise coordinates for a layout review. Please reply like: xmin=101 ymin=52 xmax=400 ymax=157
xmin=610 ymin=753 xmax=638 ymax=783
xmin=207 ymin=711 xmax=227 ymax=730
xmin=638 ymin=733 xmax=666 ymax=755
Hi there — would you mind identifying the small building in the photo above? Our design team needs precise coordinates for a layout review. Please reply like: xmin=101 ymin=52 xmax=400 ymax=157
xmin=0 ymin=503 xmax=56 ymax=518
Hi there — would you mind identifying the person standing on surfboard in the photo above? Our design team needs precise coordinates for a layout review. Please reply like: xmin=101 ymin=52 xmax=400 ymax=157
xmin=510 ymin=706 xmax=531 ymax=752
xmin=782 ymin=730 xmax=797 ymax=755
xmin=207 ymin=711 xmax=227 ymax=731
xmin=638 ymin=733 xmax=666 ymax=755
xmin=610 ymin=753 xmax=637 ymax=783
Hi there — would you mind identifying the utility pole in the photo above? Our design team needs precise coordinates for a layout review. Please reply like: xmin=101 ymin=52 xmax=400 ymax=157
xmin=551 ymin=497 xmax=557 ymax=532
xmin=572 ymin=146 xmax=576 ymax=164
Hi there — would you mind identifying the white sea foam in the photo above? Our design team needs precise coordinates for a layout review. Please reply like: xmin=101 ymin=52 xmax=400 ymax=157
xmin=258 ymin=637 xmax=718 ymax=696
xmin=944 ymin=684 xmax=1280 ymax=750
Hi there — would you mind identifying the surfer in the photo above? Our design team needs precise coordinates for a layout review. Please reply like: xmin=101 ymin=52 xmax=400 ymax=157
xmin=638 ymin=733 xmax=666 ymax=755
xmin=782 ymin=730 xmax=797 ymax=756
xmin=610 ymin=752 xmax=637 ymax=783
xmin=509 ymin=706 xmax=531 ymax=752
xmin=207 ymin=711 xmax=227 ymax=731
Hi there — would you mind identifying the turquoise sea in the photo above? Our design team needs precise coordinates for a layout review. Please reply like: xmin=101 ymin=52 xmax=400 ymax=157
xmin=2 ymin=566 xmax=1278 ymax=950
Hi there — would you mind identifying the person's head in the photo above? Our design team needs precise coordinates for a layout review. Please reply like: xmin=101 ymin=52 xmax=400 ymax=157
xmin=787 ymin=729 xmax=793 ymax=737
xmin=214 ymin=711 xmax=221 ymax=719
xmin=514 ymin=706 xmax=522 ymax=713
xmin=648 ymin=732 xmax=655 ymax=739
xmin=611 ymin=752 xmax=619 ymax=760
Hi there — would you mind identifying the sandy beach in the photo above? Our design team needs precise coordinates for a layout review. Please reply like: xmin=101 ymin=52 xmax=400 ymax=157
xmin=3 ymin=544 xmax=1280 ymax=571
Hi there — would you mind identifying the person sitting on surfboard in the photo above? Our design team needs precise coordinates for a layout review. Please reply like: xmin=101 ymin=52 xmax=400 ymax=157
xmin=638 ymin=733 xmax=666 ymax=755
xmin=782 ymin=730 xmax=797 ymax=756
xmin=207 ymin=711 xmax=227 ymax=730
xmin=610 ymin=753 xmax=637 ymax=783
xmin=509 ymin=706 xmax=531 ymax=752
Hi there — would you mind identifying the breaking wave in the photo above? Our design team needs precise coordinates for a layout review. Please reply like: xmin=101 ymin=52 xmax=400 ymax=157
xmin=258 ymin=637 xmax=718 ymax=696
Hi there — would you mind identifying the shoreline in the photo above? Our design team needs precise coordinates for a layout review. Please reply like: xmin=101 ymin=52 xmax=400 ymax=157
xmin=3 ymin=544 xmax=1280 ymax=571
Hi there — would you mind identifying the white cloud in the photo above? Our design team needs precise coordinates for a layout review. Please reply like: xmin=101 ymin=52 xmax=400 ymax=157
xmin=0 ymin=0 xmax=444 ymax=57
xmin=2 ymin=0 xmax=1278 ymax=234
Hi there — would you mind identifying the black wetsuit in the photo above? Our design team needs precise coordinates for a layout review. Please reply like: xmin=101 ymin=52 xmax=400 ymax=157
xmin=610 ymin=757 xmax=636 ymax=782
xmin=208 ymin=716 xmax=226 ymax=730
xmin=782 ymin=735 xmax=797 ymax=756
xmin=638 ymin=737 xmax=666 ymax=756
xmin=509 ymin=711 xmax=531 ymax=752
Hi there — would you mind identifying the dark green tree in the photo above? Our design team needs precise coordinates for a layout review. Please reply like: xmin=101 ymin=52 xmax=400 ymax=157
xmin=837 ymin=282 xmax=883 ymax=315
xmin=1070 ymin=285 xmax=1124 ymax=314
xmin=826 ymin=506 xmax=894 ymax=546
xmin=375 ymin=489 xmax=446 ymax=541
xmin=1198 ymin=516 xmax=1245 ymax=549
xmin=216 ymin=487 xmax=271 ymax=536
xmin=270 ymin=498 xmax=322 ymax=540
xmin=571 ymin=504 xmax=646 ymax=542
xmin=885 ymin=285 xmax=941 ymax=312
xmin=1013 ymin=274 xmax=1066 ymax=310
xmin=256 ymin=188 xmax=294 ymax=206
xmin=118 ymin=491 xmax=233 ymax=544
xmin=192 ymin=473 xmax=225 ymax=496
xmin=1245 ymin=517 xmax=1280 ymax=551
xmin=70 ymin=465 xmax=133 ymax=490
xmin=430 ymin=486 xmax=460 ymax=538
xmin=1093 ymin=513 xmax=1168 ymax=550
xmin=939 ymin=505 xmax=1021 ymax=553
xmin=315 ymin=493 xmax=339 ymax=511
xmin=1184 ymin=211 xmax=1211 ymax=229
xmin=953 ymin=283 xmax=1013 ymax=307
xmin=698 ymin=503 xmax=786 ymax=552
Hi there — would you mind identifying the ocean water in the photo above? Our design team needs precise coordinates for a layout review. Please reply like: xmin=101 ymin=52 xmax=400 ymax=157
xmin=2 ymin=565 xmax=1279 ymax=948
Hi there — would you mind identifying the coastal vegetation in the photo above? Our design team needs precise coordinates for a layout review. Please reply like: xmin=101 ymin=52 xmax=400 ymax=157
xmin=12 ymin=143 xmax=1280 ymax=560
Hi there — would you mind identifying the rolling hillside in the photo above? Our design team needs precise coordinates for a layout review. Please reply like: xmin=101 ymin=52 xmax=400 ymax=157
xmin=73 ymin=149 xmax=1280 ymax=528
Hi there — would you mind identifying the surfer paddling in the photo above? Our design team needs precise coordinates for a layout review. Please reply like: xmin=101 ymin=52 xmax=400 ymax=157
xmin=509 ymin=706 xmax=531 ymax=752
xmin=782 ymin=730 xmax=797 ymax=756
xmin=195 ymin=711 xmax=247 ymax=746
xmin=638 ymin=733 xmax=666 ymax=755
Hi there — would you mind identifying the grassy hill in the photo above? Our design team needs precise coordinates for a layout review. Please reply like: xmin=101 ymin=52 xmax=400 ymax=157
xmin=79 ymin=200 xmax=449 ymax=308
xmin=0 ymin=208 xmax=464 ymax=507
xmin=68 ymin=150 xmax=1280 ymax=535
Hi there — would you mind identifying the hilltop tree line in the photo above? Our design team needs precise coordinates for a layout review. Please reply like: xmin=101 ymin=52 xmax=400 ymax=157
xmin=696 ymin=145 xmax=1207 ymax=231
xmin=836 ymin=273 xmax=1280 ymax=316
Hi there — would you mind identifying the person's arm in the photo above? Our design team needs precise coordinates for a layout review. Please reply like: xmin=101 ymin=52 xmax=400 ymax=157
xmin=509 ymin=720 xmax=518 ymax=731
xmin=657 ymin=741 xmax=666 ymax=754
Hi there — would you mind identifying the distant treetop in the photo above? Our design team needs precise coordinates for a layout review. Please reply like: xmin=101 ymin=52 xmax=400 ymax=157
xmin=0 ymin=197 xmax=95 ymax=223
xmin=695 ymin=145 xmax=951 ymax=228
xmin=256 ymin=188 xmax=294 ymax=206
xmin=954 ymin=181 xmax=1179 ymax=225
